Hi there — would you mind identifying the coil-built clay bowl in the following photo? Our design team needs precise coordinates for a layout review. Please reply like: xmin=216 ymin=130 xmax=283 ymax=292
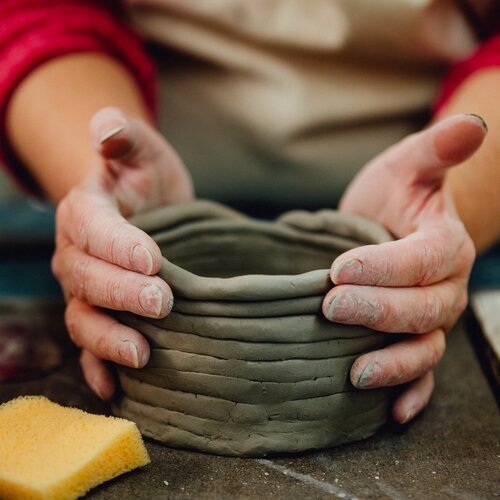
xmin=113 ymin=200 xmax=396 ymax=457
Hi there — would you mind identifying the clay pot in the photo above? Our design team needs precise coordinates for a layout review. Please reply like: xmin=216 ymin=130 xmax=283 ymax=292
xmin=113 ymin=200 xmax=396 ymax=457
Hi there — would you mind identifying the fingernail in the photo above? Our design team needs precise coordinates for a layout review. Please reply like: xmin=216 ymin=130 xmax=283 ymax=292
xmin=139 ymin=284 xmax=165 ymax=317
xmin=354 ymin=363 xmax=381 ymax=388
xmin=132 ymin=245 xmax=154 ymax=275
xmin=327 ymin=294 xmax=356 ymax=321
xmin=99 ymin=124 xmax=126 ymax=144
xmin=332 ymin=258 xmax=362 ymax=283
xmin=467 ymin=114 xmax=488 ymax=132
xmin=91 ymin=379 xmax=106 ymax=400
xmin=120 ymin=341 xmax=140 ymax=368
xmin=401 ymin=406 xmax=418 ymax=424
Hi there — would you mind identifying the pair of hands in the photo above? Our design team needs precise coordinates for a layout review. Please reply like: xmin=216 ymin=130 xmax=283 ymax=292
xmin=51 ymin=108 xmax=487 ymax=423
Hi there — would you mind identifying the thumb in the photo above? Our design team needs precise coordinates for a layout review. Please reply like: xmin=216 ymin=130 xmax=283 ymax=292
xmin=89 ymin=107 xmax=163 ymax=165
xmin=390 ymin=113 xmax=487 ymax=185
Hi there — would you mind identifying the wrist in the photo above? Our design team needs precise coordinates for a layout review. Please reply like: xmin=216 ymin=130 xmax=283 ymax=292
xmin=436 ymin=68 xmax=500 ymax=253
xmin=6 ymin=53 xmax=153 ymax=202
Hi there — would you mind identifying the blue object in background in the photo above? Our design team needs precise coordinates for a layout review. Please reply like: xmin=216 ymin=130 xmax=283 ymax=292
xmin=0 ymin=259 xmax=61 ymax=298
xmin=469 ymin=244 xmax=500 ymax=291
xmin=0 ymin=199 xmax=55 ymax=242
xmin=0 ymin=200 xmax=61 ymax=298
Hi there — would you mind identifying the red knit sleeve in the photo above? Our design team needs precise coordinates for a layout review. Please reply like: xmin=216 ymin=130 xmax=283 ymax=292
xmin=0 ymin=0 xmax=157 ymax=194
xmin=433 ymin=35 xmax=500 ymax=114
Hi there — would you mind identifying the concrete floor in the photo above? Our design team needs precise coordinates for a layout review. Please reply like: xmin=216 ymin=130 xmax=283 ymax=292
xmin=1 ymin=311 xmax=498 ymax=499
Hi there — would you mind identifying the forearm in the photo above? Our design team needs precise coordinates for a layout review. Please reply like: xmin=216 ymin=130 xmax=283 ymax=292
xmin=438 ymin=67 xmax=500 ymax=252
xmin=6 ymin=53 xmax=152 ymax=202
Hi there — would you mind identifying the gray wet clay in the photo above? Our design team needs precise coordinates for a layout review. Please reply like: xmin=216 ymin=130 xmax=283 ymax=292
xmin=113 ymin=200 xmax=397 ymax=457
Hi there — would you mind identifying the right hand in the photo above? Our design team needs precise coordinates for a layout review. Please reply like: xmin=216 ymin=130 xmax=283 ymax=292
xmin=51 ymin=107 xmax=194 ymax=399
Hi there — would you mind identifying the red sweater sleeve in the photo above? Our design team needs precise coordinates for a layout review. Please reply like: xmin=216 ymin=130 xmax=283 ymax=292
xmin=433 ymin=35 xmax=500 ymax=113
xmin=0 ymin=0 xmax=157 ymax=194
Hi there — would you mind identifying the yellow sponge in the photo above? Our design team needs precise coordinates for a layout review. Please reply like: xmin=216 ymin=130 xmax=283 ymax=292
xmin=0 ymin=396 xmax=150 ymax=500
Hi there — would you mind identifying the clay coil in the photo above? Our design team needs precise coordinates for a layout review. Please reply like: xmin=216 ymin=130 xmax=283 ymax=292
xmin=113 ymin=200 xmax=397 ymax=456
xmin=113 ymin=391 xmax=391 ymax=456
xmin=116 ymin=318 xmax=392 ymax=360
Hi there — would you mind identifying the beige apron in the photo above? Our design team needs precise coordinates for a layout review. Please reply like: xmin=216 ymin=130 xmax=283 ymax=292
xmin=126 ymin=0 xmax=480 ymax=207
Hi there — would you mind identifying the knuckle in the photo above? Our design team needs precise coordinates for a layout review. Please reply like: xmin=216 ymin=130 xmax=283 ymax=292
xmin=54 ymin=200 xmax=67 ymax=229
xmin=94 ymin=333 xmax=110 ymax=359
xmin=103 ymin=274 xmax=127 ymax=310
xmin=446 ymin=290 xmax=468 ymax=330
xmin=101 ymin=220 xmax=129 ymax=266
xmin=108 ymin=319 xmax=124 ymax=338
xmin=460 ymin=236 xmax=476 ymax=272
xmin=95 ymin=320 xmax=121 ymax=360
xmin=51 ymin=253 xmax=61 ymax=280
xmin=72 ymin=198 xmax=98 ymax=251
xmin=64 ymin=304 xmax=80 ymax=345
xmin=427 ymin=332 xmax=445 ymax=369
xmin=368 ymin=301 xmax=392 ymax=330
xmin=411 ymin=292 xmax=444 ymax=333
xmin=390 ymin=356 xmax=409 ymax=385
xmin=76 ymin=211 xmax=93 ymax=252
xmin=418 ymin=242 xmax=443 ymax=285
xmin=375 ymin=257 xmax=393 ymax=286
xmin=55 ymin=193 xmax=74 ymax=229
xmin=71 ymin=258 xmax=91 ymax=299
xmin=106 ymin=228 xmax=122 ymax=264
xmin=456 ymin=291 xmax=468 ymax=314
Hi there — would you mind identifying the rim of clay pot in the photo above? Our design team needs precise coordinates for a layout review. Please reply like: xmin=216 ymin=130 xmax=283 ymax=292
xmin=129 ymin=200 xmax=392 ymax=301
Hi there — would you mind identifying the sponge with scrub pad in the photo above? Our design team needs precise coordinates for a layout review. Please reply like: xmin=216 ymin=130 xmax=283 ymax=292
xmin=0 ymin=396 xmax=150 ymax=499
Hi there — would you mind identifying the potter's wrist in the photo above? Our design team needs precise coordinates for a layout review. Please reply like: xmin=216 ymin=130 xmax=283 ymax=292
xmin=435 ymin=68 xmax=500 ymax=253
xmin=6 ymin=54 xmax=154 ymax=202
xmin=446 ymin=173 xmax=499 ymax=253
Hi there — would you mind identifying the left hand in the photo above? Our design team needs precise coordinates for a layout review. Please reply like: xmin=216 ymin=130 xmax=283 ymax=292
xmin=322 ymin=114 xmax=487 ymax=423
xmin=51 ymin=107 xmax=194 ymax=399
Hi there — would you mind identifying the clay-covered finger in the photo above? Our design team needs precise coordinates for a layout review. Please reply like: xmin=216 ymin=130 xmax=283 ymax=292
xmin=58 ymin=190 xmax=163 ymax=275
xmin=392 ymin=371 xmax=435 ymax=424
xmin=323 ymin=281 xmax=464 ymax=333
xmin=65 ymin=298 xmax=151 ymax=369
xmin=80 ymin=349 xmax=116 ymax=400
xmin=330 ymin=222 xmax=473 ymax=287
xmin=349 ymin=329 xmax=445 ymax=389
xmin=60 ymin=245 xmax=172 ymax=318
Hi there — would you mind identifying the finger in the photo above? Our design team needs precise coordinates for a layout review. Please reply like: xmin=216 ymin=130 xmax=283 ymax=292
xmin=349 ymin=329 xmax=445 ymax=388
xmin=323 ymin=282 xmax=463 ymax=333
xmin=392 ymin=371 xmax=435 ymax=424
xmin=61 ymin=189 xmax=163 ymax=275
xmin=90 ymin=107 xmax=179 ymax=167
xmin=65 ymin=298 xmax=150 ymax=368
xmin=330 ymin=222 xmax=474 ymax=287
xmin=80 ymin=349 xmax=116 ymax=400
xmin=90 ymin=107 xmax=153 ymax=162
xmin=59 ymin=245 xmax=172 ymax=318
xmin=372 ymin=114 xmax=487 ymax=183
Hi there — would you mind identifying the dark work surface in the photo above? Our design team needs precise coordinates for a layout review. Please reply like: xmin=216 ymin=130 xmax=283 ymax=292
xmin=1 ymin=308 xmax=498 ymax=500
